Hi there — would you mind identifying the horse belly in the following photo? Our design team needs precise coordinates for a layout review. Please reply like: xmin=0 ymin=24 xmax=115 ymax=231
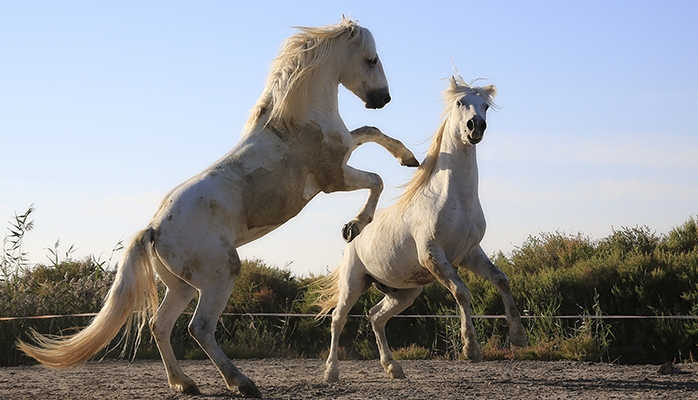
xmin=239 ymin=166 xmax=309 ymax=232
xmin=356 ymin=235 xmax=436 ymax=288
xmin=380 ymin=264 xmax=436 ymax=287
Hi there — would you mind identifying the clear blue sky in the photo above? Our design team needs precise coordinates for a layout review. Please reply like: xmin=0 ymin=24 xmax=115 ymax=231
xmin=2 ymin=1 xmax=697 ymax=275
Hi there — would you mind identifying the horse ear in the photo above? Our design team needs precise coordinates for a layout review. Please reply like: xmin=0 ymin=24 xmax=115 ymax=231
xmin=450 ymin=76 xmax=458 ymax=89
xmin=483 ymin=84 xmax=497 ymax=98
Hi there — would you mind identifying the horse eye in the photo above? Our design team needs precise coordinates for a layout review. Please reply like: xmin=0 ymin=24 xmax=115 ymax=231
xmin=456 ymin=100 xmax=463 ymax=107
xmin=366 ymin=57 xmax=378 ymax=67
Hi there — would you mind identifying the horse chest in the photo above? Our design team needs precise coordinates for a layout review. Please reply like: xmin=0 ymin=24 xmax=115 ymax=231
xmin=233 ymin=123 xmax=350 ymax=231
xmin=292 ymin=123 xmax=351 ymax=192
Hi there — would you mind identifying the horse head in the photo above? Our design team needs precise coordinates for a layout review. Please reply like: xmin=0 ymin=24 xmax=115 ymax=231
xmin=448 ymin=76 xmax=497 ymax=145
xmin=337 ymin=24 xmax=391 ymax=109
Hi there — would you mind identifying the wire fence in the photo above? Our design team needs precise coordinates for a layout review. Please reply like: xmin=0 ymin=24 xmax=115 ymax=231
xmin=2 ymin=312 xmax=698 ymax=322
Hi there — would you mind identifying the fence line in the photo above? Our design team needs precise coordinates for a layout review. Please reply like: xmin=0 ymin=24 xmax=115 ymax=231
xmin=2 ymin=312 xmax=698 ymax=322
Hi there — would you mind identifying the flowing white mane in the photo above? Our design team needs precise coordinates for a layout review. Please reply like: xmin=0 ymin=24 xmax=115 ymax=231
xmin=396 ymin=76 xmax=497 ymax=210
xmin=243 ymin=17 xmax=377 ymax=137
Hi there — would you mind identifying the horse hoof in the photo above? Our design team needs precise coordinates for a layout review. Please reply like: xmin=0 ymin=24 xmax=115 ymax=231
xmin=324 ymin=370 xmax=339 ymax=382
xmin=467 ymin=350 xmax=483 ymax=362
xmin=388 ymin=364 xmax=406 ymax=379
xmin=177 ymin=383 xmax=200 ymax=395
xmin=238 ymin=379 xmax=262 ymax=398
xmin=342 ymin=222 xmax=360 ymax=242
xmin=401 ymin=156 xmax=420 ymax=167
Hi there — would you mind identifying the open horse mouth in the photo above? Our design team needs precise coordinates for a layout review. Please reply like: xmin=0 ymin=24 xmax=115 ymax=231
xmin=365 ymin=88 xmax=391 ymax=109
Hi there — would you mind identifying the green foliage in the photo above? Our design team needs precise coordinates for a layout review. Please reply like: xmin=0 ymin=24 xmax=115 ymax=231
xmin=1 ymin=205 xmax=35 ymax=282
xmin=393 ymin=344 xmax=432 ymax=360
xmin=494 ymin=222 xmax=698 ymax=363
xmin=2 ymin=207 xmax=698 ymax=366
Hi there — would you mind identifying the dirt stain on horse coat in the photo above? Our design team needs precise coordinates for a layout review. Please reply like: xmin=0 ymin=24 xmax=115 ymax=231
xmin=407 ymin=268 xmax=436 ymax=285
xmin=241 ymin=122 xmax=348 ymax=230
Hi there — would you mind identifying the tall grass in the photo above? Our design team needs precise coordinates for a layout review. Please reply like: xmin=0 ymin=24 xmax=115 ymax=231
xmin=2 ymin=207 xmax=697 ymax=366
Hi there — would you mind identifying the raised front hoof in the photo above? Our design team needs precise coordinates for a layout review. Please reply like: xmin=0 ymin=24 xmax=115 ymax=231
xmin=342 ymin=222 xmax=360 ymax=243
xmin=400 ymin=156 xmax=420 ymax=168
xmin=237 ymin=379 xmax=262 ymax=398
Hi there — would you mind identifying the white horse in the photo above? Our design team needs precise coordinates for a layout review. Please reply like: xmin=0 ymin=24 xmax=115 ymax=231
xmin=314 ymin=76 xmax=528 ymax=383
xmin=17 ymin=18 xmax=418 ymax=397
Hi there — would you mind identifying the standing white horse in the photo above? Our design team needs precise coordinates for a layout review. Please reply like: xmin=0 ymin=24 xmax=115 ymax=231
xmin=17 ymin=18 xmax=418 ymax=397
xmin=314 ymin=76 xmax=528 ymax=383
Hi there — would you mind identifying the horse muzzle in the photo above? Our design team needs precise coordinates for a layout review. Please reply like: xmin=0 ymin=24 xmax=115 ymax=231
xmin=466 ymin=117 xmax=487 ymax=144
xmin=364 ymin=88 xmax=391 ymax=109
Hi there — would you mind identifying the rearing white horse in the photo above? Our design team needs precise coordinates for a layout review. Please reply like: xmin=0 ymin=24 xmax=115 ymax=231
xmin=314 ymin=76 xmax=528 ymax=383
xmin=17 ymin=18 xmax=418 ymax=397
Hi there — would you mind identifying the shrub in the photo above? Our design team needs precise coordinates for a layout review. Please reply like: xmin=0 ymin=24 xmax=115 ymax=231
xmin=393 ymin=344 xmax=432 ymax=360
xmin=3 ymin=207 xmax=698 ymax=366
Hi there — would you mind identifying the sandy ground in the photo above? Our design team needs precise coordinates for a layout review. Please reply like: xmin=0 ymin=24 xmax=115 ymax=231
xmin=1 ymin=358 xmax=697 ymax=399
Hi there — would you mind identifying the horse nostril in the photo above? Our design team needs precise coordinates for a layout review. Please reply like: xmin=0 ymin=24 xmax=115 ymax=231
xmin=467 ymin=119 xmax=475 ymax=131
xmin=384 ymin=94 xmax=391 ymax=104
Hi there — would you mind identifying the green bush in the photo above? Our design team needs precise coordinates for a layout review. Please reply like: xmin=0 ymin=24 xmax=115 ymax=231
xmin=2 ymin=207 xmax=698 ymax=366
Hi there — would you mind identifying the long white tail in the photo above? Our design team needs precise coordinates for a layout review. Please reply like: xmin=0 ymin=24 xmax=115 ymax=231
xmin=311 ymin=266 xmax=341 ymax=318
xmin=16 ymin=229 xmax=159 ymax=368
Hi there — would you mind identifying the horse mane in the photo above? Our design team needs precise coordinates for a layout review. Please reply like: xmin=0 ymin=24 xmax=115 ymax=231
xmin=395 ymin=76 xmax=497 ymax=210
xmin=243 ymin=17 xmax=376 ymax=137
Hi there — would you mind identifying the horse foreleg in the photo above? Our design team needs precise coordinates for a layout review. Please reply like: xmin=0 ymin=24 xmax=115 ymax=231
xmin=350 ymin=126 xmax=419 ymax=167
xmin=422 ymin=247 xmax=482 ymax=361
xmin=369 ymin=287 xmax=423 ymax=379
xmin=461 ymin=247 xmax=527 ymax=347
xmin=151 ymin=260 xmax=199 ymax=394
xmin=333 ymin=166 xmax=383 ymax=242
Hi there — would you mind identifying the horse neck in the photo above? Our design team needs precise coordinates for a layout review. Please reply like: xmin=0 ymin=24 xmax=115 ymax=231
xmin=431 ymin=127 xmax=480 ymax=202
xmin=273 ymin=62 xmax=342 ymax=127
xmin=304 ymin=71 xmax=341 ymax=122
xmin=244 ymin=60 xmax=342 ymax=137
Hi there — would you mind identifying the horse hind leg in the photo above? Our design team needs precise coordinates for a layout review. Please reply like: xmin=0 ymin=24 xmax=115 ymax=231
xmin=151 ymin=258 xmax=199 ymax=394
xmin=369 ymin=286 xmax=423 ymax=379
xmin=324 ymin=261 xmax=371 ymax=382
xmin=188 ymin=277 xmax=261 ymax=397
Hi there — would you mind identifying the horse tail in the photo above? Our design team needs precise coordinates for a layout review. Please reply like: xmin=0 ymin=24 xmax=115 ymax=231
xmin=311 ymin=265 xmax=341 ymax=319
xmin=16 ymin=229 xmax=159 ymax=368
